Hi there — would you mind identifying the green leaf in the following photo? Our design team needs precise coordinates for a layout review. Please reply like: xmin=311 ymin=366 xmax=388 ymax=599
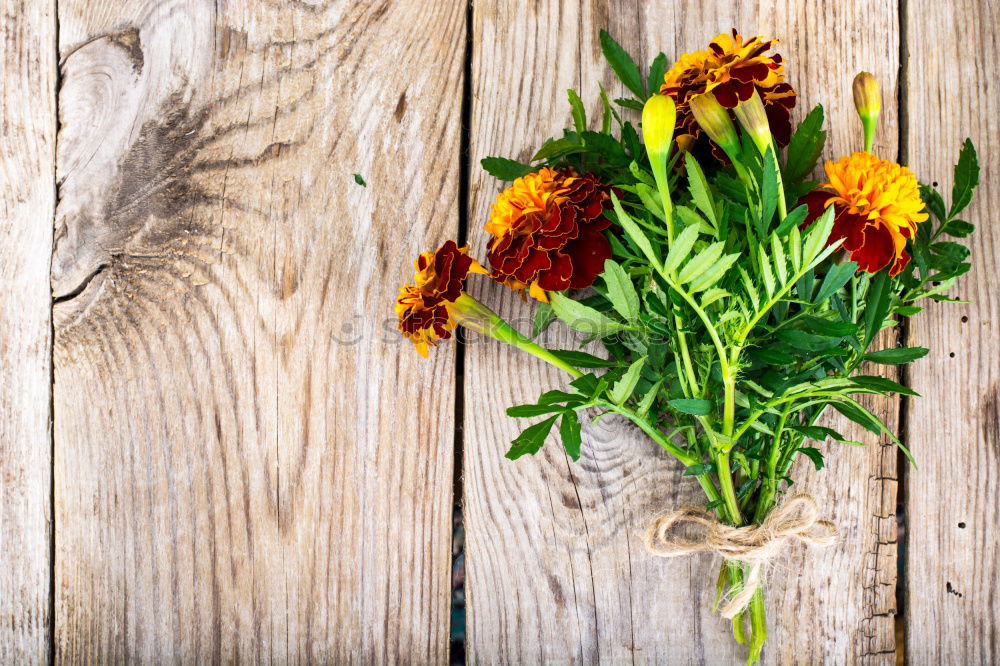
xmin=687 ymin=252 xmax=740 ymax=293
xmin=815 ymin=261 xmax=858 ymax=302
xmin=950 ymin=138 xmax=980 ymax=217
xmin=685 ymin=153 xmax=718 ymax=229
xmin=636 ymin=378 xmax=665 ymax=417
xmin=668 ymin=398 xmax=713 ymax=416
xmin=603 ymin=259 xmax=641 ymax=321
xmin=598 ymin=84 xmax=614 ymax=134
xmin=759 ymin=246 xmax=776 ymax=297
xmin=505 ymin=414 xmax=560 ymax=459
xmin=802 ymin=205 xmax=836 ymax=265
xmin=532 ymin=302 xmax=556 ymax=338
xmin=920 ymin=184 xmax=947 ymax=221
xmin=353 ymin=173 xmax=366 ymax=187
xmin=550 ymin=292 xmax=625 ymax=336
xmin=761 ymin=146 xmax=779 ymax=226
xmin=774 ymin=204 xmax=808 ymax=237
xmin=507 ymin=404 xmax=564 ymax=418
xmin=611 ymin=192 xmax=661 ymax=271
xmin=797 ymin=447 xmax=825 ymax=471
xmin=663 ymin=225 xmax=698 ymax=273
xmin=610 ymin=357 xmax=646 ymax=405
xmin=559 ymin=411 xmax=583 ymax=461
xmin=568 ymin=89 xmax=587 ymax=134
xmin=678 ymin=241 xmax=725 ymax=284
xmin=942 ymin=219 xmax=975 ymax=238
xmin=532 ymin=138 xmax=583 ymax=162
xmin=771 ymin=233 xmax=788 ymax=285
xmin=599 ymin=29 xmax=646 ymax=99
xmin=647 ymin=52 xmax=667 ymax=99
xmin=548 ymin=350 xmax=617 ymax=368
xmin=801 ymin=315 xmax=858 ymax=337
xmin=851 ymin=375 xmax=920 ymax=397
xmin=481 ymin=156 xmax=534 ymax=181
xmin=784 ymin=105 xmax=826 ymax=181
xmin=864 ymin=346 xmax=930 ymax=365
xmin=683 ymin=462 xmax=716 ymax=476
xmin=615 ymin=97 xmax=645 ymax=111
xmin=862 ymin=269 xmax=893 ymax=349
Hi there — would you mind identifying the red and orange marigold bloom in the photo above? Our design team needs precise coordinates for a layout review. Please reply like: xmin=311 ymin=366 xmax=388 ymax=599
xmin=801 ymin=153 xmax=929 ymax=276
xmin=661 ymin=30 xmax=796 ymax=157
xmin=396 ymin=240 xmax=487 ymax=357
xmin=485 ymin=167 xmax=612 ymax=302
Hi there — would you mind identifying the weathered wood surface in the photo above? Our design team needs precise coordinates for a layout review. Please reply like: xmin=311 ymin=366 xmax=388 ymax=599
xmin=903 ymin=0 xmax=1000 ymax=661
xmin=464 ymin=1 xmax=901 ymax=663
xmin=0 ymin=1 xmax=56 ymax=662
xmin=0 ymin=0 xmax=997 ymax=662
xmin=51 ymin=0 xmax=463 ymax=661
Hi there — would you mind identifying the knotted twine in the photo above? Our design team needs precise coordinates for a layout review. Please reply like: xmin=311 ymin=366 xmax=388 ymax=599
xmin=642 ymin=494 xmax=836 ymax=619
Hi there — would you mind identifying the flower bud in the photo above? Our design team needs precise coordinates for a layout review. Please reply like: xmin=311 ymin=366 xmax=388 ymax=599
xmin=852 ymin=72 xmax=881 ymax=152
xmin=733 ymin=90 xmax=772 ymax=156
xmin=642 ymin=94 xmax=677 ymax=162
xmin=688 ymin=92 xmax=740 ymax=158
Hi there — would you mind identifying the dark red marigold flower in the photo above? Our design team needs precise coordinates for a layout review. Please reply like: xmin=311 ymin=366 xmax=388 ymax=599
xmin=484 ymin=167 xmax=612 ymax=302
xmin=661 ymin=29 xmax=797 ymax=158
xmin=800 ymin=153 xmax=929 ymax=276
xmin=396 ymin=240 xmax=486 ymax=357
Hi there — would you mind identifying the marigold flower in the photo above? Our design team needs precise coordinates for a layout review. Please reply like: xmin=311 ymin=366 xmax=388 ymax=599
xmin=396 ymin=240 xmax=487 ymax=357
xmin=485 ymin=167 xmax=612 ymax=302
xmin=661 ymin=29 xmax=796 ymax=159
xmin=801 ymin=153 xmax=929 ymax=276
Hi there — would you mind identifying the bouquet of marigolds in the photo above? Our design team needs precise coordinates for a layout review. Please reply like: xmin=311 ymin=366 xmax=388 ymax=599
xmin=395 ymin=30 xmax=979 ymax=662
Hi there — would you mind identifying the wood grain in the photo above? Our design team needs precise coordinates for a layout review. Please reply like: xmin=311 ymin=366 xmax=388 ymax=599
xmin=464 ymin=1 xmax=900 ymax=662
xmin=0 ymin=0 xmax=56 ymax=662
xmin=52 ymin=1 xmax=464 ymax=661
xmin=903 ymin=0 xmax=1000 ymax=661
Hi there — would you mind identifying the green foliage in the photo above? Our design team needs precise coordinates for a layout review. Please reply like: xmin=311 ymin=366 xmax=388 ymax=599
xmin=599 ymin=29 xmax=645 ymax=99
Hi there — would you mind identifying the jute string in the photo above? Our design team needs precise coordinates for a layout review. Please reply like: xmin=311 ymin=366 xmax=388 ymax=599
xmin=642 ymin=494 xmax=836 ymax=619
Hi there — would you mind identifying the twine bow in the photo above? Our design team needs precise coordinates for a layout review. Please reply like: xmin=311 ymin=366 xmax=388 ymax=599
xmin=643 ymin=494 xmax=837 ymax=619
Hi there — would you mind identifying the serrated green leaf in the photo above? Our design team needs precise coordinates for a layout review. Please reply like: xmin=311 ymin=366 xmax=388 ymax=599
xmin=664 ymin=224 xmax=700 ymax=274
xmin=862 ymin=269 xmax=892 ymax=349
xmin=611 ymin=192 xmax=661 ymax=271
xmin=647 ymin=52 xmax=667 ymax=99
xmin=559 ymin=411 xmax=583 ymax=460
xmin=603 ymin=259 xmax=640 ymax=321
xmin=784 ymin=105 xmax=826 ymax=181
xmin=505 ymin=414 xmax=560 ymax=459
xmin=678 ymin=241 xmax=725 ymax=284
xmin=815 ymin=261 xmax=858 ymax=302
xmin=950 ymin=138 xmax=980 ymax=217
xmin=600 ymin=30 xmax=645 ymax=98
xmin=550 ymin=292 xmax=625 ymax=337
xmin=610 ymin=357 xmax=646 ymax=405
xmin=864 ymin=346 xmax=930 ymax=365
xmin=851 ymin=375 xmax=920 ymax=397
xmin=532 ymin=137 xmax=583 ymax=162
xmin=771 ymin=233 xmax=788 ymax=285
xmin=568 ymin=89 xmax=587 ymax=134
xmin=775 ymin=204 xmax=808 ymax=237
xmin=688 ymin=252 xmax=740 ymax=293
xmin=797 ymin=447 xmax=825 ymax=471
xmin=685 ymin=153 xmax=718 ymax=229
xmin=507 ymin=404 xmax=565 ymax=418
xmin=635 ymin=183 xmax=666 ymax=222
xmin=759 ymin=246 xmax=776 ymax=297
xmin=803 ymin=205 xmax=836 ymax=264
xmin=599 ymin=83 xmax=614 ymax=134
xmin=532 ymin=302 xmax=556 ymax=338
xmin=636 ymin=378 xmax=664 ymax=417
xmin=761 ymin=146 xmax=779 ymax=226
xmin=481 ymin=156 xmax=534 ymax=181
xmin=942 ymin=219 xmax=975 ymax=238
xmin=683 ymin=462 xmax=716 ymax=476
xmin=615 ymin=97 xmax=645 ymax=111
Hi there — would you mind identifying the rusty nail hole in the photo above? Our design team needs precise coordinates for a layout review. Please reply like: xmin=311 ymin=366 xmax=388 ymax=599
xmin=961 ymin=315 xmax=969 ymax=323
xmin=949 ymin=352 xmax=956 ymax=358
xmin=958 ymin=521 xmax=966 ymax=528
xmin=932 ymin=181 xmax=939 ymax=187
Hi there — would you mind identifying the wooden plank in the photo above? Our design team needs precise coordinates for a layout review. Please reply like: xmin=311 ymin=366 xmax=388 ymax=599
xmin=903 ymin=1 xmax=1000 ymax=661
xmin=51 ymin=1 xmax=464 ymax=661
xmin=464 ymin=1 xmax=900 ymax=662
xmin=0 ymin=0 xmax=56 ymax=662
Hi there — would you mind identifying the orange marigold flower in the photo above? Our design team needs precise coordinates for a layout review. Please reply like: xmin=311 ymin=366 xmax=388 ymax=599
xmin=396 ymin=240 xmax=486 ymax=357
xmin=661 ymin=29 xmax=796 ymax=158
xmin=801 ymin=153 xmax=929 ymax=276
xmin=485 ymin=167 xmax=612 ymax=302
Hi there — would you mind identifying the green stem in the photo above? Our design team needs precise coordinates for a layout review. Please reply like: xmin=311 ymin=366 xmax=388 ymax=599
xmin=714 ymin=449 xmax=743 ymax=526
xmin=651 ymin=155 xmax=675 ymax=241
xmin=747 ymin=585 xmax=767 ymax=664
xmin=610 ymin=404 xmax=698 ymax=466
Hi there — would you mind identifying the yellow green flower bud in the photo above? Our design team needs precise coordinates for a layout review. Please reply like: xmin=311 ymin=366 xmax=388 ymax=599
xmin=733 ymin=90 xmax=772 ymax=157
xmin=642 ymin=94 xmax=677 ymax=163
xmin=852 ymin=72 xmax=881 ymax=153
xmin=689 ymin=92 xmax=740 ymax=159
